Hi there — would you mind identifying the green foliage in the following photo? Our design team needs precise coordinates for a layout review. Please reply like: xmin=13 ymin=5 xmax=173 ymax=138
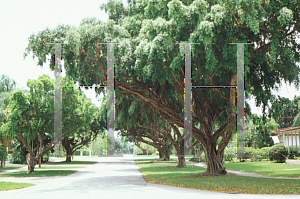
xmin=269 ymin=144 xmax=287 ymax=163
xmin=223 ymin=147 xmax=235 ymax=162
xmin=23 ymin=0 xmax=300 ymax=171
xmin=269 ymin=96 xmax=300 ymax=128
xmin=133 ymin=145 xmax=143 ymax=155
xmin=285 ymin=146 xmax=300 ymax=159
xmin=256 ymin=147 xmax=272 ymax=160
xmin=292 ymin=112 xmax=300 ymax=127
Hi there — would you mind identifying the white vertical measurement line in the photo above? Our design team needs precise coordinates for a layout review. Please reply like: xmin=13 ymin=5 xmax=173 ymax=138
xmin=229 ymin=42 xmax=254 ymax=159
xmin=176 ymin=42 xmax=200 ymax=158
xmin=99 ymin=42 xmax=121 ymax=156
xmin=184 ymin=42 xmax=192 ymax=157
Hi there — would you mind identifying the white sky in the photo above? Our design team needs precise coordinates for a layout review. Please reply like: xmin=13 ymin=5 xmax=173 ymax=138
xmin=0 ymin=0 xmax=299 ymax=119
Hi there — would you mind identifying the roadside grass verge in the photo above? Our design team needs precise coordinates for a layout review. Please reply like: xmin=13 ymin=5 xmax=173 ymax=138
xmin=0 ymin=170 xmax=77 ymax=177
xmin=35 ymin=166 xmax=85 ymax=169
xmin=135 ymin=159 xmax=178 ymax=164
xmin=222 ymin=161 xmax=300 ymax=178
xmin=0 ymin=181 xmax=35 ymax=191
xmin=0 ymin=166 xmax=24 ymax=170
xmin=137 ymin=163 xmax=300 ymax=195
xmin=49 ymin=161 xmax=97 ymax=165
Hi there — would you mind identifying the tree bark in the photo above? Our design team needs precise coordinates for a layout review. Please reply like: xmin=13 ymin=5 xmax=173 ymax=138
xmin=26 ymin=153 xmax=36 ymax=173
xmin=158 ymin=148 xmax=164 ymax=159
xmin=62 ymin=137 xmax=72 ymax=162
xmin=202 ymin=142 xmax=226 ymax=176
xmin=176 ymin=139 xmax=186 ymax=167
xmin=163 ymin=151 xmax=170 ymax=161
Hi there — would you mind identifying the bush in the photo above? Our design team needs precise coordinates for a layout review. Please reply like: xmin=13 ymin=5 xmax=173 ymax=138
xmin=269 ymin=144 xmax=287 ymax=163
xmin=223 ymin=147 xmax=235 ymax=162
xmin=201 ymin=152 xmax=206 ymax=164
xmin=10 ymin=150 xmax=27 ymax=164
xmin=256 ymin=147 xmax=272 ymax=160
xmin=285 ymin=146 xmax=300 ymax=159
xmin=82 ymin=151 xmax=90 ymax=156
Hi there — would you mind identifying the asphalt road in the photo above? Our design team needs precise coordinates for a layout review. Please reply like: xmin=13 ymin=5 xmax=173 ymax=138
xmin=0 ymin=155 xmax=298 ymax=199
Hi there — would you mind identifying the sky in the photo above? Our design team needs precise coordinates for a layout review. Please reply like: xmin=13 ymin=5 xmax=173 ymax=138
xmin=0 ymin=0 xmax=299 ymax=127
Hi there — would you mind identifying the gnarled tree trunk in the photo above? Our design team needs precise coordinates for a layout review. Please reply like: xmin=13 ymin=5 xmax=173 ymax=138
xmin=176 ymin=139 xmax=186 ymax=168
xmin=62 ymin=137 xmax=72 ymax=162
xmin=202 ymin=142 xmax=226 ymax=176
xmin=26 ymin=153 xmax=36 ymax=173
xmin=158 ymin=148 xmax=164 ymax=159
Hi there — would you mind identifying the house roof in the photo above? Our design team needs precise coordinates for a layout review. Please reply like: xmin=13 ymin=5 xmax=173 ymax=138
xmin=270 ymin=126 xmax=300 ymax=136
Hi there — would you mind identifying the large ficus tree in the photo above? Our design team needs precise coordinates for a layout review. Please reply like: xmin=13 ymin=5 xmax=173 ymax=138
xmin=24 ymin=0 xmax=300 ymax=175
xmin=2 ymin=75 xmax=56 ymax=173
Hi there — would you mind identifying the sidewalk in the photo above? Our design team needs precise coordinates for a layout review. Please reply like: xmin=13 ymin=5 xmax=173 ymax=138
xmin=186 ymin=160 xmax=300 ymax=180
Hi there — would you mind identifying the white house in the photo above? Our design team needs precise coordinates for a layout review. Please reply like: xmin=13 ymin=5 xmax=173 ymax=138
xmin=270 ymin=126 xmax=300 ymax=153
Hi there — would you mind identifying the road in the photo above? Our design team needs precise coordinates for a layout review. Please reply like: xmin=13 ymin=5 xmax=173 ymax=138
xmin=0 ymin=155 xmax=298 ymax=199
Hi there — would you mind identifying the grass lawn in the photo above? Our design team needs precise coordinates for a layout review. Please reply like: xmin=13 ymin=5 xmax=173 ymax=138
xmin=0 ymin=170 xmax=77 ymax=177
xmin=0 ymin=166 xmax=24 ymax=170
xmin=135 ymin=159 xmax=178 ymax=164
xmin=35 ymin=166 xmax=86 ymax=169
xmin=0 ymin=181 xmax=35 ymax=191
xmin=199 ymin=159 xmax=300 ymax=178
xmin=137 ymin=162 xmax=300 ymax=195
xmin=49 ymin=160 xmax=97 ymax=165
xmin=223 ymin=161 xmax=300 ymax=178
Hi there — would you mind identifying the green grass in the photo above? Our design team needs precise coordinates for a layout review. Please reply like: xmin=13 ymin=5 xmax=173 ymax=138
xmin=0 ymin=181 xmax=35 ymax=191
xmin=0 ymin=166 xmax=24 ymax=170
xmin=49 ymin=160 xmax=97 ymax=165
xmin=35 ymin=166 xmax=85 ymax=169
xmin=0 ymin=170 xmax=77 ymax=177
xmin=222 ymin=161 xmax=300 ymax=178
xmin=135 ymin=158 xmax=178 ymax=164
xmin=137 ymin=162 xmax=300 ymax=195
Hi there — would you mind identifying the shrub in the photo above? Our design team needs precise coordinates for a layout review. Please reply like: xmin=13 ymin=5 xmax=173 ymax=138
xmin=201 ymin=152 xmax=206 ymax=164
xmin=269 ymin=144 xmax=287 ymax=163
xmin=10 ymin=150 xmax=27 ymax=164
xmin=257 ymin=147 xmax=272 ymax=160
xmin=223 ymin=147 xmax=235 ymax=162
xmin=285 ymin=146 xmax=300 ymax=159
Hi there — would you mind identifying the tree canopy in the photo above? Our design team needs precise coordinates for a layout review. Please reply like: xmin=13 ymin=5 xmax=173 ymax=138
xmin=23 ymin=0 xmax=300 ymax=175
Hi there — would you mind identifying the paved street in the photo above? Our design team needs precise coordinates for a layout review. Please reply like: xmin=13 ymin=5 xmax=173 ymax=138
xmin=0 ymin=155 xmax=298 ymax=199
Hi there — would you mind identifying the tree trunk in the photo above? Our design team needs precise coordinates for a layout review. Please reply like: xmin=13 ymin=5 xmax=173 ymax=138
xmin=62 ymin=136 xmax=72 ymax=162
xmin=26 ymin=153 xmax=36 ymax=174
xmin=163 ymin=151 xmax=170 ymax=161
xmin=39 ymin=156 xmax=41 ymax=168
xmin=176 ymin=140 xmax=186 ymax=168
xmin=202 ymin=143 xmax=226 ymax=176
xmin=158 ymin=149 xmax=164 ymax=159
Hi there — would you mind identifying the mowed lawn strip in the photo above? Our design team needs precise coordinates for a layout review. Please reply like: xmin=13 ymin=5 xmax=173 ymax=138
xmin=0 ymin=170 xmax=77 ymax=177
xmin=135 ymin=159 xmax=178 ymax=164
xmin=0 ymin=181 xmax=35 ymax=191
xmin=35 ymin=166 xmax=86 ymax=169
xmin=137 ymin=163 xmax=300 ymax=195
xmin=49 ymin=161 xmax=97 ymax=165
xmin=0 ymin=166 xmax=24 ymax=170
xmin=221 ymin=161 xmax=300 ymax=178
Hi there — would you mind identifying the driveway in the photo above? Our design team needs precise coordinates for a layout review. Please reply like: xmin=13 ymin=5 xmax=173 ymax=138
xmin=0 ymin=155 xmax=298 ymax=199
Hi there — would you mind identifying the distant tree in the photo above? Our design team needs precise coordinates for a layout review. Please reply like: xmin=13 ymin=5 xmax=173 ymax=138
xmin=269 ymin=96 xmax=300 ymax=128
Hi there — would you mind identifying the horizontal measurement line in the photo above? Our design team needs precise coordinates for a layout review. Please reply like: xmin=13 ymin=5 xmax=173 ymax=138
xmin=228 ymin=43 xmax=254 ymax=44
xmin=62 ymin=85 xmax=106 ymax=88
xmin=192 ymin=86 xmax=237 ymax=87
xmin=46 ymin=42 xmax=70 ymax=44
xmin=176 ymin=43 xmax=201 ymax=44
xmin=98 ymin=43 xmax=122 ymax=44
